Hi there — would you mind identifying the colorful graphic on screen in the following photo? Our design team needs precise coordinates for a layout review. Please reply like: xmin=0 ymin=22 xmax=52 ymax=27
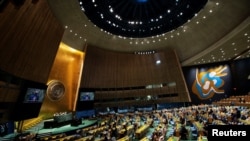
xmin=23 ymin=88 xmax=45 ymax=103
xmin=192 ymin=65 xmax=227 ymax=99
xmin=80 ymin=92 xmax=94 ymax=101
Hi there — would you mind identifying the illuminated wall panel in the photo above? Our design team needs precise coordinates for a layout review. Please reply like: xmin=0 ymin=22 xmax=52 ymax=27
xmin=39 ymin=43 xmax=84 ymax=118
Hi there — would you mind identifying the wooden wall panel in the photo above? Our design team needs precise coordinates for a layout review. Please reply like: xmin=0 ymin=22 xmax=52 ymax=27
xmin=0 ymin=0 xmax=64 ymax=83
xmin=80 ymin=46 xmax=191 ymax=107
xmin=81 ymin=46 xmax=188 ymax=88
xmin=0 ymin=81 xmax=20 ymax=102
xmin=39 ymin=44 xmax=84 ymax=118
xmin=81 ymin=46 xmax=168 ymax=87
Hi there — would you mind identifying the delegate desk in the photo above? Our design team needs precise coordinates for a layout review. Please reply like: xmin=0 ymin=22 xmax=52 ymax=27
xmin=167 ymin=136 xmax=180 ymax=141
xmin=88 ymin=125 xmax=108 ymax=135
xmin=118 ymin=125 xmax=134 ymax=137
xmin=239 ymin=119 xmax=250 ymax=125
xmin=117 ymin=135 xmax=131 ymax=141
xmin=140 ymin=136 xmax=150 ymax=141
xmin=44 ymin=112 xmax=73 ymax=128
xmin=198 ymin=136 xmax=208 ymax=141
xmin=54 ymin=112 xmax=73 ymax=123
xmin=75 ymin=135 xmax=94 ymax=141
xmin=135 ymin=124 xmax=150 ymax=139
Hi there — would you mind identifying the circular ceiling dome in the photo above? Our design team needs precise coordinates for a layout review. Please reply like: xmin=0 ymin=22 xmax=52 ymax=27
xmin=79 ymin=0 xmax=208 ymax=38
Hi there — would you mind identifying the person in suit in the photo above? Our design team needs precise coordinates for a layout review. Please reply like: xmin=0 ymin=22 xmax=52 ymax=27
xmin=180 ymin=124 xmax=188 ymax=140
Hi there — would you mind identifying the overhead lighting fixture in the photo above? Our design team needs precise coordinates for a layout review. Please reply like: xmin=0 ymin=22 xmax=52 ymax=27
xmin=79 ymin=0 xmax=208 ymax=38
xmin=156 ymin=60 xmax=161 ymax=64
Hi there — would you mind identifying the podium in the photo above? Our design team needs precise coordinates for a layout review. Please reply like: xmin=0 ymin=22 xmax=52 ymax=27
xmin=71 ymin=119 xmax=82 ymax=126
xmin=43 ymin=121 xmax=55 ymax=129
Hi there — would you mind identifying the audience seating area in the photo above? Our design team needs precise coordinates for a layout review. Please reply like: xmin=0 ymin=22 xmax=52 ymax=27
xmin=213 ymin=94 xmax=250 ymax=107
xmin=8 ymin=100 xmax=250 ymax=141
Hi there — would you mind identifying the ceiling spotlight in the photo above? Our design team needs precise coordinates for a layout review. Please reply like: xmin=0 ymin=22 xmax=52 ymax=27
xmin=156 ymin=60 xmax=161 ymax=64
xmin=79 ymin=0 xmax=208 ymax=38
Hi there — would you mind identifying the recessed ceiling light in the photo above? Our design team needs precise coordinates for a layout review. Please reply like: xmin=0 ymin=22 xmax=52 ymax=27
xmin=79 ymin=0 xmax=208 ymax=38
xmin=156 ymin=60 xmax=161 ymax=64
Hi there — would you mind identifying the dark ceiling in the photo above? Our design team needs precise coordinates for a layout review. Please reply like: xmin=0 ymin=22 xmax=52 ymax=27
xmin=79 ymin=0 xmax=208 ymax=38
xmin=47 ymin=0 xmax=250 ymax=66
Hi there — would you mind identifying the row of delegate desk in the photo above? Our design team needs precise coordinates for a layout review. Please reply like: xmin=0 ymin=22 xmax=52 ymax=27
xmin=44 ymin=112 xmax=75 ymax=128
xmin=135 ymin=124 xmax=150 ymax=139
